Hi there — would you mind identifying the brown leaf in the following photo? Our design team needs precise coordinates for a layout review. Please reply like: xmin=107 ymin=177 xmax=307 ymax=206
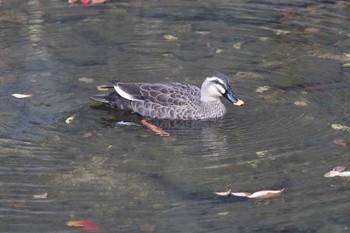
xmin=304 ymin=27 xmax=320 ymax=33
xmin=139 ymin=223 xmax=156 ymax=233
xmin=213 ymin=189 xmax=232 ymax=196
xmin=214 ymin=188 xmax=284 ymax=199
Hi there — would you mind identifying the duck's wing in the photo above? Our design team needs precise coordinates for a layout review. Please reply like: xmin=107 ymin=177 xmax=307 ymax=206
xmin=114 ymin=82 xmax=200 ymax=106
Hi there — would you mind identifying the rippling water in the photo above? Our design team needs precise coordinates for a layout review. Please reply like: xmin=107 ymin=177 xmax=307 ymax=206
xmin=1 ymin=0 xmax=350 ymax=232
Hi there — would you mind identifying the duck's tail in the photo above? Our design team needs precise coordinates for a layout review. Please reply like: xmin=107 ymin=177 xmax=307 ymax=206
xmin=90 ymin=92 xmax=132 ymax=110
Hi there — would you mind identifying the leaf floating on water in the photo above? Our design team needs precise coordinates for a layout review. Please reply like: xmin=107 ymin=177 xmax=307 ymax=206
xmin=65 ymin=116 xmax=75 ymax=124
xmin=79 ymin=77 xmax=94 ymax=84
xmin=332 ymin=138 xmax=347 ymax=147
xmin=65 ymin=220 xmax=103 ymax=230
xmin=256 ymin=86 xmax=271 ymax=93
xmin=139 ymin=223 xmax=156 ymax=233
xmin=331 ymin=124 xmax=350 ymax=132
xmin=214 ymin=188 xmax=284 ymax=199
xmin=97 ymin=85 xmax=109 ymax=91
xmin=294 ymin=100 xmax=309 ymax=106
xmin=11 ymin=93 xmax=34 ymax=98
xmin=164 ymin=34 xmax=178 ymax=41
xmin=213 ymin=189 xmax=232 ymax=196
xmin=33 ymin=192 xmax=48 ymax=199
xmin=324 ymin=166 xmax=350 ymax=178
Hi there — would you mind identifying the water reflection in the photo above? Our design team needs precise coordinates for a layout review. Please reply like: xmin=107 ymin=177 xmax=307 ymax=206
xmin=0 ymin=0 xmax=350 ymax=232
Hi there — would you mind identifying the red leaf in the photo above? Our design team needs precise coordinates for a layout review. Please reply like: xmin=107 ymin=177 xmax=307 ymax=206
xmin=65 ymin=220 xmax=103 ymax=230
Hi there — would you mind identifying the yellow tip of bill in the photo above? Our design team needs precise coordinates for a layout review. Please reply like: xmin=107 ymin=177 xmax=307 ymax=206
xmin=233 ymin=99 xmax=244 ymax=106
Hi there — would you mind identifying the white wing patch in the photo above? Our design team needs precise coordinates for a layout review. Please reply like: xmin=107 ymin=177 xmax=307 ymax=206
xmin=114 ymin=84 xmax=141 ymax=101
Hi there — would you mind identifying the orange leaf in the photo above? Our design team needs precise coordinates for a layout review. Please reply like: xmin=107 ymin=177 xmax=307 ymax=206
xmin=141 ymin=120 xmax=170 ymax=137
xmin=65 ymin=220 xmax=103 ymax=230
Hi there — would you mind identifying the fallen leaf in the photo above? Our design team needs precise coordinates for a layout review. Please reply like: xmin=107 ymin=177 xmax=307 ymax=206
xmin=139 ymin=223 xmax=156 ymax=233
xmin=65 ymin=116 xmax=75 ymax=124
xmin=259 ymin=37 xmax=270 ymax=42
xmin=164 ymin=34 xmax=178 ymax=41
xmin=141 ymin=120 xmax=170 ymax=137
xmin=215 ymin=48 xmax=223 ymax=54
xmin=331 ymin=124 xmax=350 ymax=132
xmin=33 ymin=192 xmax=48 ymax=199
xmin=91 ymin=0 xmax=106 ymax=4
xmin=65 ymin=220 xmax=103 ymax=230
xmin=79 ymin=77 xmax=94 ymax=84
xmin=217 ymin=211 xmax=230 ymax=216
xmin=97 ymin=85 xmax=109 ymax=91
xmin=214 ymin=188 xmax=284 ymax=199
xmin=304 ymin=27 xmax=320 ymax=33
xmin=324 ymin=166 xmax=350 ymax=177
xmin=83 ymin=132 xmax=93 ymax=138
xmin=332 ymin=139 xmax=347 ymax=147
xmin=213 ymin=189 xmax=232 ymax=196
xmin=294 ymin=100 xmax=309 ymax=106
xmin=342 ymin=63 xmax=350 ymax=68
xmin=256 ymin=86 xmax=271 ymax=93
xmin=256 ymin=150 xmax=272 ymax=157
xmin=233 ymin=42 xmax=244 ymax=49
xmin=275 ymin=29 xmax=290 ymax=35
xmin=11 ymin=93 xmax=34 ymax=98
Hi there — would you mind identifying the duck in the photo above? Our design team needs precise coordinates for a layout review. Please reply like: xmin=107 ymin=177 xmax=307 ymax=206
xmin=90 ymin=71 xmax=244 ymax=120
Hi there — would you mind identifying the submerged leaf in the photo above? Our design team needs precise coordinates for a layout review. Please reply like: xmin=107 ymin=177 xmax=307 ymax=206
xmin=141 ymin=120 xmax=170 ymax=137
xmin=256 ymin=86 xmax=271 ymax=93
xmin=164 ymin=34 xmax=178 ymax=41
xmin=33 ymin=192 xmax=48 ymax=199
xmin=79 ymin=77 xmax=94 ymax=84
xmin=294 ymin=100 xmax=309 ymax=106
xmin=65 ymin=220 xmax=103 ymax=230
xmin=215 ymin=48 xmax=223 ymax=54
xmin=139 ymin=223 xmax=156 ymax=233
xmin=233 ymin=42 xmax=244 ymax=49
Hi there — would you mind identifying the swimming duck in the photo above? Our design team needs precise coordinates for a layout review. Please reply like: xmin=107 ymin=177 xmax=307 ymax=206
xmin=90 ymin=71 xmax=244 ymax=120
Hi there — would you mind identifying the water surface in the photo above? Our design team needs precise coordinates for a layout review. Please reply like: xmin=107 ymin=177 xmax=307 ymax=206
xmin=1 ymin=0 xmax=350 ymax=232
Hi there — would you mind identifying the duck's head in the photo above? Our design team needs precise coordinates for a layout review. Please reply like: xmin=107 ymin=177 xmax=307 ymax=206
xmin=201 ymin=72 xmax=244 ymax=106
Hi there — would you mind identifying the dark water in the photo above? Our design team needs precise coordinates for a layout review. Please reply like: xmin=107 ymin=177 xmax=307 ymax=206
xmin=1 ymin=0 xmax=350 ymax=232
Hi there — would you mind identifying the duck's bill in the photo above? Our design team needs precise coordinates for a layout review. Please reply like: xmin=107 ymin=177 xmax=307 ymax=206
xmin=233 ymin=99 xmax=244 ymax=106
xmin=224 ymin=89 xmax=244 ymax=106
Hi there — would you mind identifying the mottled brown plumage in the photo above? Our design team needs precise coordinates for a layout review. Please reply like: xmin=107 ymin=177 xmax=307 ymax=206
xmin=91 ymin=72 xmax=244 ymax=120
